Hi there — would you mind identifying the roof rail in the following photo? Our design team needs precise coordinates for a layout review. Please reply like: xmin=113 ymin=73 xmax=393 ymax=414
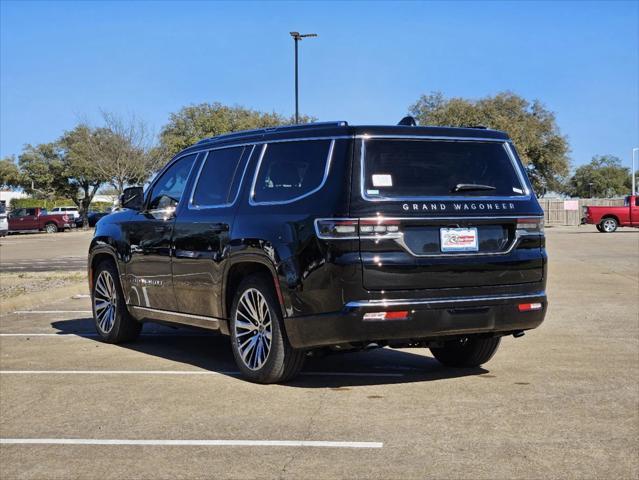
xmin=196 ymin=121 xmax=348 ymax=145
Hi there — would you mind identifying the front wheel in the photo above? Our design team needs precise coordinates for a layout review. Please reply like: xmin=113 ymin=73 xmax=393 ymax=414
xmin=92 ymin=260 xmax=141 ymax=343
xmin=44 ymin=222 xmax=58 ymax=234
xmin=596 ymin=224 xmax=604 ymax=232
xmin=229 ymin=274 xmax=305 ymax=383
xmin=600 ymin=218 xmax=618 ymax=233
xmin=430 ymin=336 xmax=501 ymax=367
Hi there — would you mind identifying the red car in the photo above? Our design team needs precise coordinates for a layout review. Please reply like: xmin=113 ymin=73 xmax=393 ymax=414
xmin=8 ymin=207 xmax=75 ymax=233
xmin=582 ymin=195 xmax=639 ymax=233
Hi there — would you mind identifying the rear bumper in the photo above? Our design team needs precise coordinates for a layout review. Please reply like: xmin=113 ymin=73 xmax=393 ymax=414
xmin=284 ymin=291 xmax=547 ymax=349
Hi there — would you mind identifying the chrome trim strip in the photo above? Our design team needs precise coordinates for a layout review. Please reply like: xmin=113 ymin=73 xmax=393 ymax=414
xmin=249 ymin=139 xmax=336 ymax=206
xmin=359 ymin=136 xmax=531 ymax=202
xmin=345 ymin=292 xmax=546 ymax=309
xmin=131 ymin=306 xmax=222 ymax=331
xmin=187 ymin=145 xmax=255 ymax=210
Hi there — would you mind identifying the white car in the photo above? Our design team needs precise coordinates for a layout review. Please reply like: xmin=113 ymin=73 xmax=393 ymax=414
xmin=50 ymin=206 xmax=80 ymax=219
xmin=0 ymin=214 xmax=7 ymax=237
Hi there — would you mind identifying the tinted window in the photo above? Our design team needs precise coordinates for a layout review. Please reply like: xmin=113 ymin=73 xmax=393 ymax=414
xmin=148 ymin=154 xmax=197 ymax=210
xmin=363 ymin=140 xmax=525 ymax=198
xmin=192 ymin=147 xmax=246 ymax=206
xmin=253 ymin=140 xmax=331 ymax=203
xmin=635 ymin=197 xmax=639 ymax=207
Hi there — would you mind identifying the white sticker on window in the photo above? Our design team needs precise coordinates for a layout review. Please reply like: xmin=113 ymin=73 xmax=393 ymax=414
xmin=367 ymin=189 xmax=380 ymax=195
xmin=372 ymin=174 xmax=393 ymax=187
xmin=512 ymin=187 xmax=523 ymax=194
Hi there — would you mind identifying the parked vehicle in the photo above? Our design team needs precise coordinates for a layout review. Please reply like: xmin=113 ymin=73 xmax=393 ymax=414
xmin=50 ymin=206 xmax=80 ymax=220
xmin=0 ymin=202 xmax=7 ymax=237
xmin=89 ymin=120 xmax=547 ymax=383
xmin=74 ymin=210 xmax=113 ymax=228
xmin=581 ymin=195 xmax=639 ymax=232
xmin=8 ymin=207 xmax=75 ymax=233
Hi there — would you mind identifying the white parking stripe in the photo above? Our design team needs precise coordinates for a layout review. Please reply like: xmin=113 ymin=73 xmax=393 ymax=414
xmin=0 ymin=438 xmax=383 ymax=448
xmin=12 ymin=310 xmax=93 ymax=314
xmin=0 ymin=370 xmax=403 ymax=378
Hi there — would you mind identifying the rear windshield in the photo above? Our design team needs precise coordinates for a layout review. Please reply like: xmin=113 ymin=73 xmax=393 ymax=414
xmin=363 ymin=139 xmax=526 ymax=199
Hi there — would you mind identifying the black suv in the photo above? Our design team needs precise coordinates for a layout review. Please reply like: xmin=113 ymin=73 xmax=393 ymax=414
xmin=88 ymin=121 xmax=547 ymax=383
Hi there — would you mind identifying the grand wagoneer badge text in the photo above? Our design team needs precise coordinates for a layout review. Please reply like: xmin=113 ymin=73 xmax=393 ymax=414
xmin=402 ymin=202 xmax=517 ymax=212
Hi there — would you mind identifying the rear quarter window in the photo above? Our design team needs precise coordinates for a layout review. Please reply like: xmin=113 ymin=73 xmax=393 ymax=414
xmin=251 ymin=140 xmax=332 ymax=204
xmin=363 ymin=139 xmax=526 ymax=199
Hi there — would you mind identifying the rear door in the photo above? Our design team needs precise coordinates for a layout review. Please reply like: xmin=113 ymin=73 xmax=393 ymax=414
xmin=351 ymin=137 xmax=545 ymax=291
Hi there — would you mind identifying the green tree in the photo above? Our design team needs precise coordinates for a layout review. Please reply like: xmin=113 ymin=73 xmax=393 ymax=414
xmin=409 ymin=92 xmax=570 ymax=195
xmin=58 ymin=125 xmax=108 ymax=228
xmin=567 ymin=155 xmax=631 ymax=198
xmin=17 ymin=143 xmax=67 ymax=199
xmin=159 ymin=102 xmax=315 ymax=159
xmin=0 ymin=156 xmax=21 ymax=188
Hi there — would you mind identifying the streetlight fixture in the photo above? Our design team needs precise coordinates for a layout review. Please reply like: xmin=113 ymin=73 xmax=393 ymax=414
xmin=289 ymin=31 xmax=318 ymax=124
xmin=632 ymin=148 xmax=638 ymax=195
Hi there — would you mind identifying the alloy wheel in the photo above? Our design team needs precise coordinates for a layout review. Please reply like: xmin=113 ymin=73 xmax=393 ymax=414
xmin=45 ymin=224 xmax=57 ymax=234
xmin=234 ymin=288 xmax=273 ymax=370
xmin=93 ymin=270 xmax=117 ymax=334
xmin=602 ymin=219 xmax=616 ymax=232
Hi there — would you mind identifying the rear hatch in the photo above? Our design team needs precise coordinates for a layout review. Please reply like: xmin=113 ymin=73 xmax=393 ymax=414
xmin=351 ymin=136 xmax=545 ymax=291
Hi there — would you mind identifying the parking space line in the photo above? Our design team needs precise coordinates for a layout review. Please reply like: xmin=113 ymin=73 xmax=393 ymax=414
xmin=0 ymin=438 xmax=383 ymax=448
xmin=0 ymin=370 xmax=404 ymax=377
xmin=11 ymin=310 xmax=93 ymax=314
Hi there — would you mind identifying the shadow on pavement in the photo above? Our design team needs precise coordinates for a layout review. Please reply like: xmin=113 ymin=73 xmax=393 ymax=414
xmin=51 ymin=318 xmax=488 ymax=387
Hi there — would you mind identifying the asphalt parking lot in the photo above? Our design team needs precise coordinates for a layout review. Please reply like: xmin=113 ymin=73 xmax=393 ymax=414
xmin=0 ymin=231 xmax=90 ymax=272
xmin=0 ymin=226 xmax=637 ymax=479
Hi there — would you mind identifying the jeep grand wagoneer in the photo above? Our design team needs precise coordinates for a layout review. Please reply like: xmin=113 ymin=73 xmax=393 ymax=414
xmin=88 ymin=121 xmax=547 ymax=383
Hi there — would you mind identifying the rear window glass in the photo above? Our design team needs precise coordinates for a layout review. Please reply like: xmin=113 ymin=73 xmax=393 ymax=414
xmin=363 ymin=140 xmax=525 ymax=198
xmin=252 ymin=140 xmax=331 ymax=203
xmin=192 ymin=147 xmax=246 ymax=206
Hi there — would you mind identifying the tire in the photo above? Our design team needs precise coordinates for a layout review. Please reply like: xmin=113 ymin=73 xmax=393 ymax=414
xmin=44 ymin=222 xmax=58 ymax=234
xmin=600 ymin=218 xmax=618 ymax=233
xmin=596 ymin=224 xmax=604 ymax=232
xmin=92 ymin=260 xmax=141 ymax=343
xmin=229 ymin=273 xmax=305 ymax=383
xmin=430 ymin=336 xmax=501 ymax=368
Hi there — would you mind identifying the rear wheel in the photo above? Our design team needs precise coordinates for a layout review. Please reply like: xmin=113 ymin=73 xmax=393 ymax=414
xmin=44 ymin=222 xmax=58 ymax=234
xmin=430 ymin=336 xmax=501 ymax=367
xmin=600 ymin=218 xmax=618 ymax=233
xmin=92 ymin=260 xmax=141 ymax=343
xmin=229 ymin=274 xmax=305 ymax=383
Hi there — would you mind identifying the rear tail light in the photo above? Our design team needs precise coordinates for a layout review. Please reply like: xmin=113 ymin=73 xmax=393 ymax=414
xmin=363 ymin=310 xmax=409 ymax=321
xmin=516 ymin=217 xmax=544 ymax=235
xmin=314 ymin=218 xmax=402 ymax=240
xmin=518 ymin=302 xmax=542 ymax=312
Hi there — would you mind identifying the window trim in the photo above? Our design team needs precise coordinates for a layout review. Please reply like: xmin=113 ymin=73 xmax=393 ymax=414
xmin=187 ymin=145 xmax=255 ymax=210
xmin=248 ymin=139 xmax=336 ymax=206
xmin=145 ymin=152 xmax=200 ymax=213
xmin=359 ymin=136 xmax=532 ymax=202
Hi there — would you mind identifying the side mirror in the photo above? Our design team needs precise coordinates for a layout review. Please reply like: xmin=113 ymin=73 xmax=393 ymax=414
xmin=120 ymin=186 xmax=144 ymax=211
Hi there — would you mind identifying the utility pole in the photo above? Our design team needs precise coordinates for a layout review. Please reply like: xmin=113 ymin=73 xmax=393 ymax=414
xmin=289 ymin=31 xmax=317 ymax=124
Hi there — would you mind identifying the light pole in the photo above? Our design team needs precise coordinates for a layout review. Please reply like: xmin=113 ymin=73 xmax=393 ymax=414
xmin=633 ymin=148 xmax=638 ymax=195
xmin=289 ymin=31 xmax=317 ymax=124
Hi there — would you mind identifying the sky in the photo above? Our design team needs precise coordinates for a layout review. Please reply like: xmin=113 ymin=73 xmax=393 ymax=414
xmin=1 ymin=0 xmax=638 ymax=169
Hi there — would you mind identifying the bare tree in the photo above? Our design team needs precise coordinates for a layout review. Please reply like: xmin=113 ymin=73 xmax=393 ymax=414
xmin=87 ymin=111 xmax=162 ymax=196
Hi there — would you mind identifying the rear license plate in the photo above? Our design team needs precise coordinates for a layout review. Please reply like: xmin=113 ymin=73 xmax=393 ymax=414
xmin=440 ymin=227 xmax=478 ymax=252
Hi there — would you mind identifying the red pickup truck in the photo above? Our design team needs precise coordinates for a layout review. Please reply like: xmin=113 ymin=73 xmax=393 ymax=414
xmin=8 ymin=207 xmax=75 ymax=233
xmin=582 ymin=195 xmax=639 ymax=233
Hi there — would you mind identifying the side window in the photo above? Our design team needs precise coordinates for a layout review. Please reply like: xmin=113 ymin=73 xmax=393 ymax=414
xmin=191 ymin=146 xmax=246 ymax=207
xmin=635 ymin=197 xmax=639 ymax=207
xmin=12 ymin=209 xmax=26 ymax=217
xmin=252 ymin=140 xmax=332 ymax=204
xmin=148 ymin=154 xmax=197 ymax=211
xmin=27 ymin=208 xmax=37 ymax=216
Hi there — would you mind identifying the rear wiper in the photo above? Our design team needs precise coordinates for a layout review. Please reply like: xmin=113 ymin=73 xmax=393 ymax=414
xmin=452 ymin=183 xmax=497 ymax=193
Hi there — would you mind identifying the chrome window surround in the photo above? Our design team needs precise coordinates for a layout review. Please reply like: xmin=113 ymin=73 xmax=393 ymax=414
xmin=187 ymin=145 xmax=255 ymax=210
xmin=358 ymin=135 xmax=532 ymax=202
xmin=314 ymin=215 xmax=544 ymax=258
xmin=345 ymin=291 xmax=546 ymax=309
xmin=249 ymin=139 xmax=336 ymax=206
